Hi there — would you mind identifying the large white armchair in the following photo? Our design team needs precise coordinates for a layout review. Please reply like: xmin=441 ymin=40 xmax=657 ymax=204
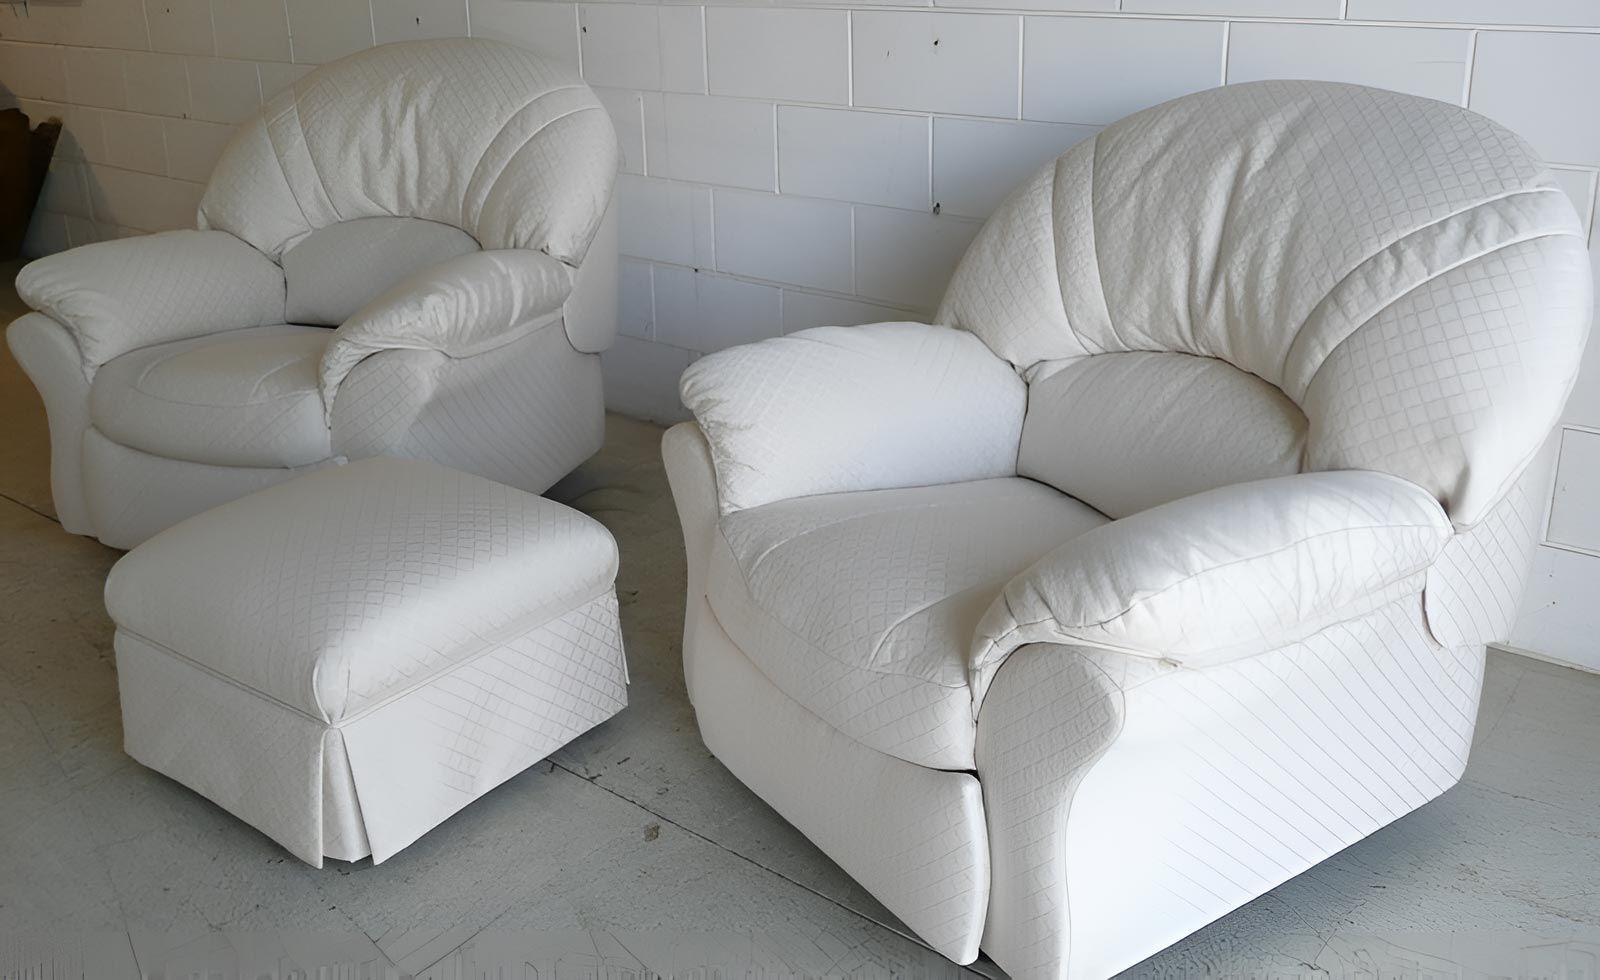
xmin=664 ymin=81 xmax=1593 ymax=976
xmin=8 ymin=38 xmax=619 ymax=549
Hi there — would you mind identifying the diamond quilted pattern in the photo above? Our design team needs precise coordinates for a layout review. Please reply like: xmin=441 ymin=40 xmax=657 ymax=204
xmin=281 ymin=216 xmax=481 ymax=327
xmin=969 ymin=470 xmax=1454 ymax=706
xmin=199 ymin=38 xmax=619 ymax=263
xmin=709 ymin=478 xmax=1106 ymax=769
xmin=936 ymin=79 xmax=1590 ymax=528
xmin=105 ymin=456 xmax=619 ymax=722
xmin=670 ymin=79 xmax=1593 ymax=980
xmin=979 ymin=597 xmax=1484 ymax=979
xmin=117 ymin=593 xmax=627 ymax=866
xmin=332 ymin=319 xmax=604 ymax=494
xmin=90 ymin=325 xmax=332 ymax=468
xmin=15 ymin=229 xmax=288 ymax=373
xmin=680 ymin=322 xmax=1027 ymax=516
xmin=342 ymin=592 xmax=628 ymax=862
xmin=108 ymin=458 xmax=627 ymax=865
xmin=1305 ymin=235 xmax=1591 ymax=526
xmin=80 ymin=428 xmax=337 ymax=551
xmin=1424 ymin=456 xmax=1549 ymax=651
xmin=1019 ymin=351 xmax=1307 ymax=519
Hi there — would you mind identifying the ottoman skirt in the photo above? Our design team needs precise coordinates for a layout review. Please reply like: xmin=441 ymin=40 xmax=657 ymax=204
xmin=114 ymin=592 xmax=625 ymax=865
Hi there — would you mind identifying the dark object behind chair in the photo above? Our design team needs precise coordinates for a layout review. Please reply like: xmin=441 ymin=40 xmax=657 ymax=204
xmin=0 ymin=108 xmax=61 ymax=260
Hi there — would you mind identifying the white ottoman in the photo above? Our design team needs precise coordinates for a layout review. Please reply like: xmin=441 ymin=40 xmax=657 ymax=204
xmin=104 ymin=457 xmax=627 ymax=866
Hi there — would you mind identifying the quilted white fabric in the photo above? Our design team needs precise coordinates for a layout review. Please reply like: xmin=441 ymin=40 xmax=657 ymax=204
xmin=5 ymin=314 xmax=94 ymax=533
xmin=709 ymin=478 xmax=1105 ymax=769
xmin=681 ymin=322 xmax=1026 ymax=514
xmin=90 ymin=325 xmax=332 ymax=468
xmin=80 ymin=428 xmax=337 ymax=551
xmin=663 ymin=81 xmax=1593 ymax=978
xmin=331 ymin=319 xmax=604 ymax=493
xmin=106 ymin=457 xmax=618 ymax=721
xmin=198 ymin=38 xmax=618 ymax=264
xmin=282 ymin=216 xmax=481 ymax=326
xmin=8 ymin=39 xmax=620 ymax=549
xmin=320 ymin=248 xmax=573 ymax=410
xmin=970 ymin=471 xmax=1453 ymax=705
xmin=1424 ymin=454 xmax=1551 ymax=652
xmin=1301 ymin=235 xmax=1591 ymax=526
xmin=664 ymin=423 xmax=990 ymax=963
xmin=561 ymin=203 xmax=620 ymax=355
xmin=979 ymin=595 xmax=1481 ymax=979
xmin=1020 ymin=351 xmax=1306 ymax=518
xmin=939 ymin=79 xmax=1592 ymax=527
xmin=106 ymin=456 xmax=626 ymax=864
xmin=69 ymin=324 xmax=605 ymax=548
xmin=14 ymin=230 xmax=286 ymax=374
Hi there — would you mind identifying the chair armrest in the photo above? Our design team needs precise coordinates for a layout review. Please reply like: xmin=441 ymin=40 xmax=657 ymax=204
xmin=679 ymin=322 xmax=1026 ymax=514
xmin=15 ymin=230 xmax=286 ymax=375
xmin=319 ymin=249 xmax=573 ymax=410
xmin=969 ymin=470 xmax=1453 ymax=705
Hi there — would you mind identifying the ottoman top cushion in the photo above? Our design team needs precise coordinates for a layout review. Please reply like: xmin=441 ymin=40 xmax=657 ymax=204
xmin=105 ymin=457 xmax=619 ymax=723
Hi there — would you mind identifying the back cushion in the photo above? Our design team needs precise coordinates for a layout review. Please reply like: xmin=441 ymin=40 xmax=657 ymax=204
xmin=281 ymin=217 xmax=480 ymax=326
xmin=198 ymin=39 xmax=619 ymax=263
xmin=1020 ymin=352 xmax=1305 ymax=519
xmin=940 ymin=80 xmax=1591 ymax=527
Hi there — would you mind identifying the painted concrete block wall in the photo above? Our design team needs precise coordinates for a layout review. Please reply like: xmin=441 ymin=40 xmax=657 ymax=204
xmin=0 ymin=0 xmax=1597 ymax=666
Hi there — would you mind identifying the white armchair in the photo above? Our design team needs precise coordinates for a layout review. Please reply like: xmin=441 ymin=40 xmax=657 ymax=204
xmin=664 ymin=81 xmax=1593 ymax=976
xmin=7 ymin=38 xmax=619 ymax=548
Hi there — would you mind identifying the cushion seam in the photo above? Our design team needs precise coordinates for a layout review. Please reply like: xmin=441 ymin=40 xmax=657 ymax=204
xmin=117 ymin=584 xmax=616 ymax=727
xmin=1298 ymin=227 xmax=1585 ymax=401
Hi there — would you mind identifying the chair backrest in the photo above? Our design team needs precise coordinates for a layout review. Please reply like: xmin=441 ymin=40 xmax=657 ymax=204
xmin=938 ymin=80 xmax=1592 ymax=527
xmin=198 ymin=38 xmax=619 ymax=324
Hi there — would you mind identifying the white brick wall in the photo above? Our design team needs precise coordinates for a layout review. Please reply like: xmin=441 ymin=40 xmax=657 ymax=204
xmin=2 ymin=0 xmax=1599 ymax=666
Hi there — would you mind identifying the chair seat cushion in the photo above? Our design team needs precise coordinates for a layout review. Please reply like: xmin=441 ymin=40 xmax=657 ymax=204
xmin=90 ymin=325 xmax=334 ymax=468
xmin=707 ymin=478 xmax=1107 ymax=769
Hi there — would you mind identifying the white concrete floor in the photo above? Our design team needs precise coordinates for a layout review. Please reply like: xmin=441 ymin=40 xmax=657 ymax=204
xmin=3 ymin=263 xmax=1598 ymax=978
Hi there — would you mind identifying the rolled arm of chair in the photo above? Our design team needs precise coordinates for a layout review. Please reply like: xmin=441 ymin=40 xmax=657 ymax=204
xmin=319 ymin=249 xmax=574 ymax=410
xmin=15 ymin=230 xmax=286 ymax=375
xmin=679 ymin=321 xmax=1027 ymax=514
xmin=969 ymin=470 xmax=1454 ymax=706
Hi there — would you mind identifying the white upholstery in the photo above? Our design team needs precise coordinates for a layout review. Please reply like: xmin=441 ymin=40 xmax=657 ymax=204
xmin=14 ymin=230 xmax=286 ymax=374
xmin=979 ymin=601 xmax=1481 ymax=979
xmin=320 ymin=248 xmax=573 ymax=409
xmin=680 ymin=322 xmax=1026 ymax=514
xmin=710 ymin=478 xmax=1105 ymax=769
xmin=107 ymin=457 xmax=627 ymax=865
xmin=969 ymin=471 xmax=1453 ymax=705
xmin=5 ymin=313 xmax=93 ymax=533
xmin=938 ymin=80 xmax=1591 ymax=529
xmin=663 ymin=423 xmax=991 ymax=963
xmin=667 ymin=81 xmax=1593 ymax=975
xmin=282 ymin=217 xmax=481 ymax=326
xmin=7 ymin=38 xmax=620 ymax=548
xmin=90 ymin=325 xmax=332 ymax=468
xmin=79 ymin=428 xmax=338 ymax=551
xmin=330 ymin=318 xmax=604 ymax=493
xmin=199 ymin=40 xmax=615 ymax=264
xmin=1018 ymin=351 xmax=1306 ymax=519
